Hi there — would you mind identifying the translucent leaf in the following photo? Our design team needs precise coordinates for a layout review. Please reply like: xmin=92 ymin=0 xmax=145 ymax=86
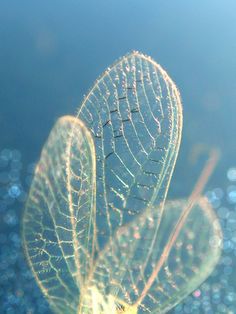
xmin=23 ymin=52 xmax=222 ymax=314
xmin=90 ymin=197 xmax=222 ymax=313
xmin=77 ymin=51 xmax=182 ymax=249
xmin=23 ymin=116 xmax=96 ymax=313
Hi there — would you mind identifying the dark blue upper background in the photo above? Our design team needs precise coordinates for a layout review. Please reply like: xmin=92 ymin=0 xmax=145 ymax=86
xmin=1 ymin=0 xmax=235 ymax=167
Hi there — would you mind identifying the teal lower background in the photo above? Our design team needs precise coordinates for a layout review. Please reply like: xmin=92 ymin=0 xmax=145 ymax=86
xmin=0 ymin=1 xmax=236 ymax=313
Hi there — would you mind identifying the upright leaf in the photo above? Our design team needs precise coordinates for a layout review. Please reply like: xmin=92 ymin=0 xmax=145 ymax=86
xmin=91 ymin=197 xmax=222 ymax=313
xmin=77 ymin=51 xmax=182 ymax=249
xmin=23 ymin=52 xmax=222 ymax=314
xmin=23 ymin=116 xmax=96 ymax=313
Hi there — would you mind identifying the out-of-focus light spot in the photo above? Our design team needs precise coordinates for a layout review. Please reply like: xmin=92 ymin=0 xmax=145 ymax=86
xmin=10 ymin=160 xmax=22 ymax=171
xmin=227 ymin=186 xmax=236 ymax=203
xmin=0 ymin=149 xmax=12 ymax=161
xmin=8 ymin=169 xmax=20 ymax=182
xmin=9 ymin=232 xmax=21 ymax=248
xmin=217 ymin=207 xmax=229 ymax=219
xmin=217 ymin=303 xmax=227 ymax=312
xmin=226 ymin=212 xmax=236 ymax=231
xmin=4 ymin=210 xmax=18 ymax=226
xmin=212 ymin=292 xmax=221 ymax=304
xmin=227 ymin=168 xmax=236 ymax=182
xmin=223 ymin=240 xmax=234 ymax=252
xmin=206 ymin=188 xmax=223 ymax=209
xmin=225 ymin=292 xmax=236 ymax=303
xmin=224 ymin=266 xmax=233 ymax=275
xmin=201 ymin=283 xmax=210 ymax=292
xmin=8 ymin=184 xmax=21 ymax=198
xmin=222 ymin=256 xmax=232 ymax=266
xmin=213 ymin=188 xmax=224 ymax=199
xmin=193 ymin=289 xmax=201 ymax=298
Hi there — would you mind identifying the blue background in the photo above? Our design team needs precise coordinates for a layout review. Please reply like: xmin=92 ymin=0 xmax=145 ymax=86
xmin=1 ymin=1 xmax=236 ymax=313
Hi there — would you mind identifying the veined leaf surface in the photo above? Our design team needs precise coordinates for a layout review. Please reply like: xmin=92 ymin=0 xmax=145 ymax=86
xmin=23 ymin=116 xmax=96 ymax=313
xmin=23 ymin=52 xmax=222 ymax=314
xmin=90 ymin=197 xmax=222 ymax=313
xmin=77 ymin=51 xmax=182 ymax=249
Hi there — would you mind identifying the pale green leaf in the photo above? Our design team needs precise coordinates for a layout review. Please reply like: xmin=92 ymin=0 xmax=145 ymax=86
xmin=90 ymin=197 xmax=222 ymax=313
xmin=23 ymin=52 xmax=222 ymax=314
xmin=77 ymin=51 xmax=182 ymax=250
xmin=23 ymin=116 xmax=96 ymax=313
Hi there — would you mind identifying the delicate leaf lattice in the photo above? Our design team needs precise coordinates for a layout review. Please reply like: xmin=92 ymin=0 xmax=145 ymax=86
xmin=23 ymin=52 xmax=222 ymax=314
xmin=23 ymin=116 xmax=96 ymax=313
